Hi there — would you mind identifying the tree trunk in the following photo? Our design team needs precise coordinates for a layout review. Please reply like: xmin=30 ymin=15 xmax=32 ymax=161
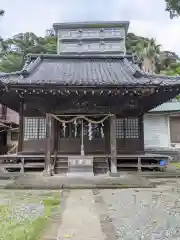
xmin=142 ymin=57 xmax=155 ymax=73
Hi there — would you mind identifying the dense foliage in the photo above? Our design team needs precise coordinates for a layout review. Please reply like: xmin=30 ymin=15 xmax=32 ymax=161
xmin=126 ymin=32 xmax=180 ymax=74
xmin=0 ymin=32 xmax=57 ymax=72
xmin=165 ymin=0 xmax=180 ymax=18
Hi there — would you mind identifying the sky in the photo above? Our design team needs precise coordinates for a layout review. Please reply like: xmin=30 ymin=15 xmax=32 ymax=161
xmin=1 ymin=0 xmax=180 ymax=55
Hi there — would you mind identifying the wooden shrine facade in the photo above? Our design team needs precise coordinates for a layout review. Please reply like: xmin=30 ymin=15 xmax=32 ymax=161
xmin=0 ymin=54 xmax=180 ymax=174
xmin=21 ymin=114 xmax=144 ymax=155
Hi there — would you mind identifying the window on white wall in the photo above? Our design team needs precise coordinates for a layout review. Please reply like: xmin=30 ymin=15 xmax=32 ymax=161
xmin=24 ymin=117 xmax=46 ymax=140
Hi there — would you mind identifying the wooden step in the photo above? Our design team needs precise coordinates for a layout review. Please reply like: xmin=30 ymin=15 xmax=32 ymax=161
xmin=2 ymin=164 xmax=21 ymax=168
xmin=55 ymin=166 xmax=68 ymax=169
xmin=25 ymin=163 xmax=44 ymax=168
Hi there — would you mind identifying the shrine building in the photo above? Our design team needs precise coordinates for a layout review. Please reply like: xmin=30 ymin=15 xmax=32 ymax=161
xmin=0 ymin=21 xmax=179 ymax=175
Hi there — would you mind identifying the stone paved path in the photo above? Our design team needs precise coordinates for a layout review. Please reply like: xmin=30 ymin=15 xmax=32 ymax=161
xmin=48 ymin=179 xmax=180 ymax=240
xmin=57 ymin=190 xmax=105 ymax=240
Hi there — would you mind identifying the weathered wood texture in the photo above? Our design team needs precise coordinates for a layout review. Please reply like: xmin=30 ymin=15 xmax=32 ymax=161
xmin=23 ymin=139 xmax=46 ymax=153
xmin=44 ymin=113 xmax=52 ymax=175
xmin=116 ymin=116 xmax=144 ymax=153
xmin=57 ymin=119 xmax=109 ymax=154
xmin=110 ymin=114 xmax=117 ymax=173
xmin=21 ymin=115 xmax=144 ymax=155
xmin=139 ymin=115 xmax=144 ymax=151
xmin=17 ymin=100 xmax=24 ymax=153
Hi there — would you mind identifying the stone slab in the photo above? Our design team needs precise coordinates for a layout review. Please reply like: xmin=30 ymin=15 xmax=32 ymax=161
xmin=57 ymin=190 xmax=105 ymax=240
xmin=68 ymin=156 xmax=94 ymax=176
xmin=67 ymin=172 xmax=94 ymax=177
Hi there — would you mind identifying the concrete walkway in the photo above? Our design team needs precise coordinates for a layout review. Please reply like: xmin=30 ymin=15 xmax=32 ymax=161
xmin=57 ymin=190 xmax=105 ymax=240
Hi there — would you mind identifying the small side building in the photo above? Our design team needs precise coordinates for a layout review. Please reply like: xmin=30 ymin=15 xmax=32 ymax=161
xmin=144 ymin=99 xmax=180 ymax=149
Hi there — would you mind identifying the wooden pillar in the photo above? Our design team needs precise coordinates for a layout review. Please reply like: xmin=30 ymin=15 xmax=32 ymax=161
xmin=51 ymin=118 xmax=56 ymax=175
xmin=81 ymin=119 xmax=85 ymax=156
xmin=17 ymin=100 xmax=24 ymax=153
xmin=20 ymin=157 xmax=24 ymax=173
xmin=54 ymin=119 xmax=58 ymax=153
xmin=44 ymin=113 xmax=52 ymax=176
xmin=51 ymin=118 xmax=55 ymax=153
xmin=110 ymin=114 xmax=117 ymax=173
xmin=137 ymin=157 xmax=142 ymax=171
xmin=139 ymin=115 xmax=144 ymax=152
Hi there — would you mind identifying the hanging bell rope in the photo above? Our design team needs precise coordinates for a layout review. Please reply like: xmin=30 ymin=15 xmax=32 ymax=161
xmin=51 ymin=114 xmax=110 ymax=124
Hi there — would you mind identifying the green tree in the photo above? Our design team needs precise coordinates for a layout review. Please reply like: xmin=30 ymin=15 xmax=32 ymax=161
xmin=41 ymin=36 xmax=57 ymax=54
xmin=132 ymin=38 xmax=161 ymax=73
xmin=0 ymin=33 xmax=57 ymax=72
xmin=0 ymin=9 xmax=5 ymax=59
xmin=6 ymin=32 xmax=45 ymax=55
xmin=161 ymin=62 xmax=180 ymax=75
xmin=126 ymin=33 xmax=150 ymax=55
xmin=126 ymin=33 xmax=180 ymax=73
xmin=159 ymin=51 xmax=179 ymax=71
xmin=165 ymin=0 xmax=180 ymax=18
xmin=0 ymin=53 xmax=24 ymax=72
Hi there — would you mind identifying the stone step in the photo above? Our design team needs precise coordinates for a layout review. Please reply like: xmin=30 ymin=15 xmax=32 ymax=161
xmin=69 ymin=167 xmax=93 ymax=173
xmin=68 ymin=157 xmax=94 ymax=175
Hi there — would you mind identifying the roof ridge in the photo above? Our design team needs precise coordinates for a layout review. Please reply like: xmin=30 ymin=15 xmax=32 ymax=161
xmin=123 ymin=58 xmax=144 ymax=79
xmin=22 ymin=56 xmax=42 ymax=78
xmin=26 ymin=54 xmax=134 ymax=61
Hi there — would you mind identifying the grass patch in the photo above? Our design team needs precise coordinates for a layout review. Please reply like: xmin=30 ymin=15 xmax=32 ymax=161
xmin=169 ymin=162 xmax=180 ymax=169
xmin=0 ymin=193 xmax=60 ymax=240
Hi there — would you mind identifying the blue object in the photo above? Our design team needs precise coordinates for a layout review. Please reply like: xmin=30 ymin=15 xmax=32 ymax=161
xmin=160 ymin=160 xmax=167 ymax=166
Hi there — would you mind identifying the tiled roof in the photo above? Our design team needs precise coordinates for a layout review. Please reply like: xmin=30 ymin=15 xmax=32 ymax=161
xmin=150 ymin=101 xmax=180 ymax=112
xmin=0 ymin=54 xmax=180 ymax=87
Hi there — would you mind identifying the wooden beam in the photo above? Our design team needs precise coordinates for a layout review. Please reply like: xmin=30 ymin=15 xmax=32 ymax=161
xmin=51 ymin=117 xmax=56 ymax=175
xmin=44 ymin=113 xmax=52 ymax=176
xmin=17 ymin=99 xmax=24 ymax=153
xmin=139 ymin=115 xmax=145 ymax=152
xmin=110 ymin=114 xmax=117 ymax=173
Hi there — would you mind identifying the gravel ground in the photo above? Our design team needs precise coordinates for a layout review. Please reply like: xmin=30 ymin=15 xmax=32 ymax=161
xmin=8 ymin=203 xmax=45 ymax=221
xmin=95 ymin=179 xmax=180 ymax=240
xmin=2 ymin=179 xmax=180 ymax=239
xmin=0 ymin=190 xmax=59 ymax=222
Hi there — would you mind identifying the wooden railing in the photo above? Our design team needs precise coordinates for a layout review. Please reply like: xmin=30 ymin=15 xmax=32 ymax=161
xmin=7 ymin=143 xmax=18 ymax=155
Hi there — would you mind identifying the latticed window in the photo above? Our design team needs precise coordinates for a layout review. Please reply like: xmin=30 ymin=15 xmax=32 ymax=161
xmin=116 ymin=118 xmax=139 ymax=139
xmin=24 ymin=117 xmax=46 ymax=140
xmin=38 ymin=118 xmax=46 ymax=139
xmin=124 ymin=118 xmax=139 ymax=139
xmin=116 ymin=119 xmax=124 ymax=138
